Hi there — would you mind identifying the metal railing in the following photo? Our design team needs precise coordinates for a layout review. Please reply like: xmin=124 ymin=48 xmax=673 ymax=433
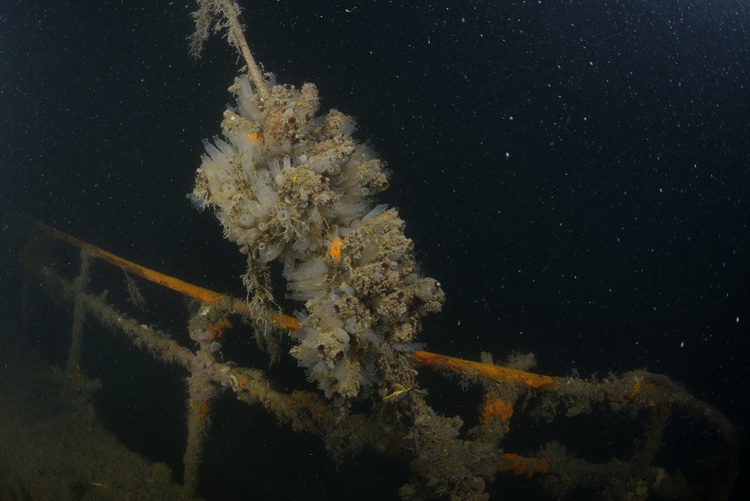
xmin=19 ymin=217 xmax=743 ymax=500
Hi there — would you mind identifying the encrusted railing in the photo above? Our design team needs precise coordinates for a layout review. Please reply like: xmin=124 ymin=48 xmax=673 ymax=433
xmin=19 ymin=218 xmax=743 ymax=500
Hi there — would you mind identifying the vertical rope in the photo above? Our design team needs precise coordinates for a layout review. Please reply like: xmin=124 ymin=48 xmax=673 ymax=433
xmin=216 ymin=0 xmax=270 ymax=103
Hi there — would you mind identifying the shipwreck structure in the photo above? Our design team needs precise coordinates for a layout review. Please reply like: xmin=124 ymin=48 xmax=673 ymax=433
xmin=15 ymin=1 xmax=744 ymax=499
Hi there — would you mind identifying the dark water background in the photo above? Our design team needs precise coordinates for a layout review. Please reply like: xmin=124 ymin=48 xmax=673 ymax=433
xmin=2 ymin=1 xmax=748 ymax=499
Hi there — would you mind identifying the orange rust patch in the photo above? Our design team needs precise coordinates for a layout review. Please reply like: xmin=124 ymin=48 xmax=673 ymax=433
xmin=208 ymin=318 xmax=232 ymax=341
xmin=189 ymin=400 xmax=211 ymax=420
xmin=236 ymin=375 xmax=251 ymax=389
xmin=498 ymin=453 xmax=549 ymax=478
xmin=480 ymin=398 xmax=513 ymax=423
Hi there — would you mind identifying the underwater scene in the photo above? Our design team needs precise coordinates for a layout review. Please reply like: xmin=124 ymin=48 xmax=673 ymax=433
xmin=1 ymin=1 xmax=748 ymax=500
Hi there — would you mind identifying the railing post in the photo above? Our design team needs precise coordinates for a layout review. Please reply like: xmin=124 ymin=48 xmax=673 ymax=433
xmin=182 ymin=317 xmax=228 ymax=496
xmin=62 ymin=250 xmax=92 ymax=398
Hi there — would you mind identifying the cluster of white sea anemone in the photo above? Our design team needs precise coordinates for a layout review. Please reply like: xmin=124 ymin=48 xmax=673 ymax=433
xmin=192 ymin=75 xmax=444 ymax=401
